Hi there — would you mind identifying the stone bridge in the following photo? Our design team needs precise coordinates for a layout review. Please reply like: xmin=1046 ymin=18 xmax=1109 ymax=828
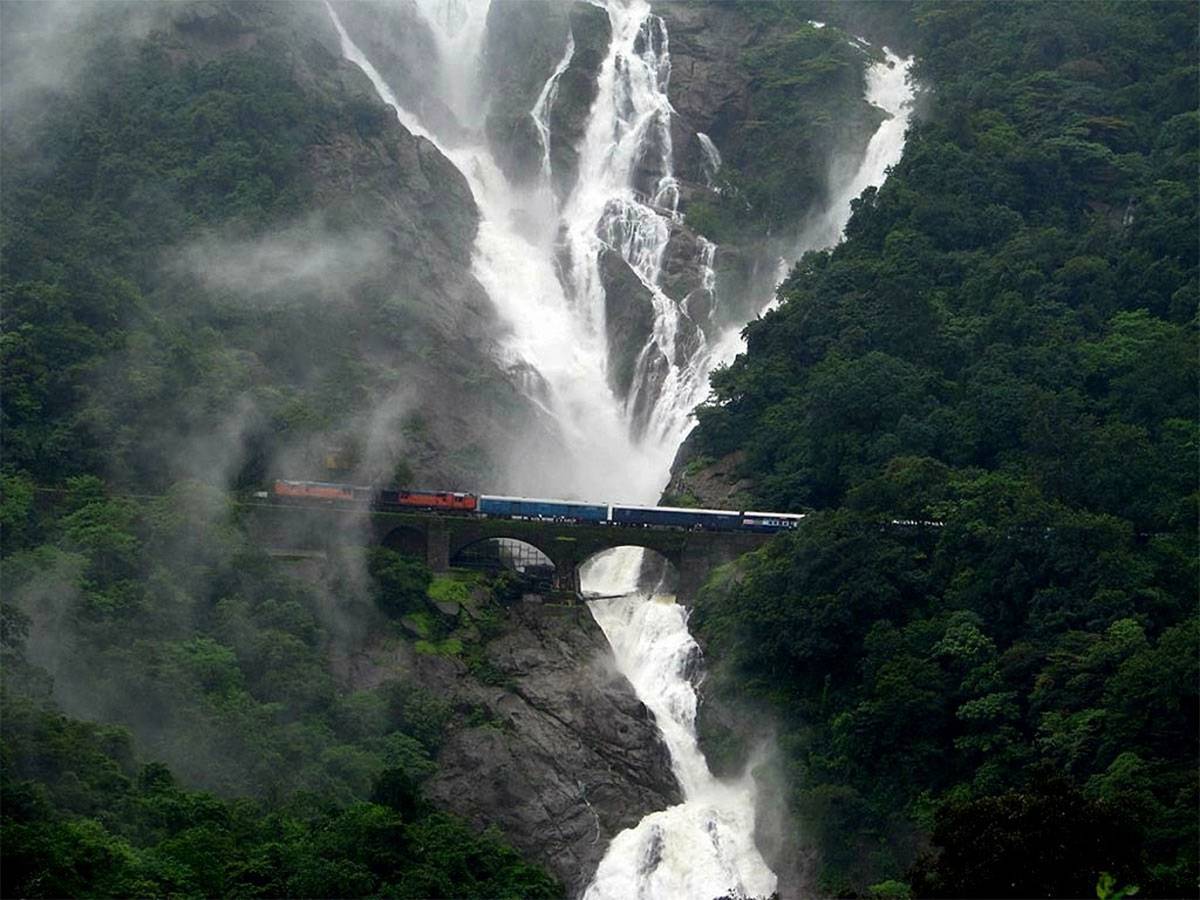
xmin=243 ymin=502 xmax=772 ymax=604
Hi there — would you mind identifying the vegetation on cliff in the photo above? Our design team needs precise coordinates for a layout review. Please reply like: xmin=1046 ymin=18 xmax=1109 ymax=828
xmin=0 ymin=3 xmax=561 ymax=892
xmin=690 ymin=2 xmax=1197 ymax=896
xmin=0 ymin=475 xmax=563 ymax=896
xmin=685 ymin=13 xmax=885 ymax=240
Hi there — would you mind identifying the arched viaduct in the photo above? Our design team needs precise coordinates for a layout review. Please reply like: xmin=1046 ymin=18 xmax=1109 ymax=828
xmin=243 ymin=503 xmax=773 ymax=604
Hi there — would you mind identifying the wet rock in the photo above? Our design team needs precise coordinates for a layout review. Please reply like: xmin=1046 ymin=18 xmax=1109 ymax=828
xmin=483 ymin=0 xmax=573 ymax=185
xmin=658 ymin=222 xmax=707 ymax=303
xmin=628 ymin=345 xmax=670 ymax=439
xmin=305 ymin=4 xmax=568 ymax=491
xmin=655 ymin=2 xmax=762 ymax=192
xmin=599 ymin=249 xmax=656 ymax=401
xmin=482 ymin=0 xmax=611 ymax=194
xmin=662 ymin=430 xmax=756 ymax=510
xmin=548 ymin=2 xmax=611 ymax=198
xmin=421 ymin=600 xmax=680 ymax=897
xmin=328 ymin=0 xmax=440 ymax=115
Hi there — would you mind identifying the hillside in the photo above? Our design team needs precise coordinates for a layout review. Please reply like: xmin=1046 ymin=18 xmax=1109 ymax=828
xmin=681 ymin=2 xmax=1198 ymax=895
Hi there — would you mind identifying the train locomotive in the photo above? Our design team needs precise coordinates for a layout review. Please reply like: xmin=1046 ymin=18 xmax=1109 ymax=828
xmin=266 ymin=480 xmax=804 ymax=534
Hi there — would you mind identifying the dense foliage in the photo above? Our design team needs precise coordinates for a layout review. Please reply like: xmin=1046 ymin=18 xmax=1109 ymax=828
xmin=691 ymin=1 xmax=1197 ymax=896
xmin=0 ymin=6 xmax=558 ymax=888
xmin=1 ymin=4 xmax=420 ymax=492
xmin=2 ymin=695 xmax=559 ymax=898
xmin=0 ymin=474 xmax=562 ymax=896
xmin=686 ymin=12 xmax=883 ymax=240
xmin=686 ymin=0 xmax=919 ymax=241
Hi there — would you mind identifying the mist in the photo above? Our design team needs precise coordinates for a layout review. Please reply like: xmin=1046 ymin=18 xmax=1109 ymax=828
xmin=172 ymin=222 xmax=392 ymax=308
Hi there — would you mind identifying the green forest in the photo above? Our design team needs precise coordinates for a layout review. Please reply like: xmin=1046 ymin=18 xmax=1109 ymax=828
xmin=1 ymin=474 xmax=562 ymax=896
xmin=0 ymin=4 xmax=562 ymax=894
xmin=1 ymin=0 xmax=1196 ymax=897
xmin=690 ymin=1 xmax=1197 ymax=897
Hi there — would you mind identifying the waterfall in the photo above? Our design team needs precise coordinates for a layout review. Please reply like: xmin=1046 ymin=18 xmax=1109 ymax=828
xmin=559 ymin=0 xmax=704 ymax=449
xmin=325 ymin=3 xmax=914 ymax=896
xmin=582 ymin=563 xmax=776 ymax=899
xmin=710 ymin=42 xmax=915 ymax=364
xmin=532 ymin=32 xmax=576 ymax=183
xmin=801 ymin=46 xmax=915 ymax=251
xmin=696 ymin=132 xmax=722 ymax=187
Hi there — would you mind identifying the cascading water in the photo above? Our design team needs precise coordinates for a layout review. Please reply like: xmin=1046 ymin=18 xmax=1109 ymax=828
xmin=696 ymin=132 xmax=722 ymax=187
xmin=708 ymin=42 xmax=914 ymax=364
xmin=802 ymin=46 xmax=915 ymax=250
xmin=559 ymin=0 xmax=715 ymax=450
xmin=326 ymin=3 xmax=913 ymax=896
xmin=532 ymin=32 xmax=576 ymax=184
xmin=328 ymin=0 xmax=664 ymax=503
xmin=581 ymin=550 xmax=776 ymax=899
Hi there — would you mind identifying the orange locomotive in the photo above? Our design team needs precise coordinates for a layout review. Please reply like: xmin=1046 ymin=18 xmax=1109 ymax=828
xmin=376 ymin=488 xmax=477 ymax=512
xmin=270 ymin=480 xmax=478 ymax=513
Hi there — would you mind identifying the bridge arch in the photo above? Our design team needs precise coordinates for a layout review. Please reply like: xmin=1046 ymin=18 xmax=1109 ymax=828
xmin=579 ymin=546 xmax=679 ymax=597
xmin=380 ymin=524 xmax=427 ymax=558
xmin=451 ymin=537 xmax=556 ymax=577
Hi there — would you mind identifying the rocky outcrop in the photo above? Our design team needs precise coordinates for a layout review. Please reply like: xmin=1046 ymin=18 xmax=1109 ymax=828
xmin=599 ymin=249 xmax=656 ymax=401
xmin=654 ymin=1 xmax=765 ymax=192
xmin=547 ymin=3 xmax=611 ymax=198
xmin=428 ymin=600 xmax=679 ymax=896
xmin=152 ymin=1 xmax=565 ymax=492
xmin=326 ymin=0 xmax=443 ymax=126
xmin=482 ymin=0 xmax=573 ymax=184
xmin=482 ymin=0 xmax=610 ymax=194
xmin=339 ymin=597 xmax=679 ymax=897
xmin=661 ymin=430 xmax=756 ymax=509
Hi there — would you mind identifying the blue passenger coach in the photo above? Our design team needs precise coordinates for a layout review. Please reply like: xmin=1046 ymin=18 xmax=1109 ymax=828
xmin=478 ymin=495 xmax=609 ymax=523
xmin=741 ymin=511 xmax=806 ymax=533
xmin=611 ymin=504 xmax=741 ymax=531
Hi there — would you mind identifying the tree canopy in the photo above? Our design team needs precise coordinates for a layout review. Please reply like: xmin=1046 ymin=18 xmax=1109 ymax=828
xmin=690 ymin=2 xmax=1197 ymax=896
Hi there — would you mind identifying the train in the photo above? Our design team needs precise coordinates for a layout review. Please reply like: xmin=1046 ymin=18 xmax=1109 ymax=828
xmin=264 ymin=480 xmax=806 ymax=534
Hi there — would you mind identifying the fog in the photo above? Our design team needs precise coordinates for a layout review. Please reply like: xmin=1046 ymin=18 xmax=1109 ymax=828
xmin=172 ymin=222 xmax=392 ymax=307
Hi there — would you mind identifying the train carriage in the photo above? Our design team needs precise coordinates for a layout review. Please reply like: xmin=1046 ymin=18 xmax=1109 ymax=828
xmin=610 ymin=504 xmax=741 ymax=531
xmin=478 ymin=495 xmax=609 ymax=523
xmin=267 ymin=480 xmax=806 ymax=535
xmin=740 ymin=511 xmax=806 ymax=533
xmin=272 ymin=480 xmax=369 ymax=504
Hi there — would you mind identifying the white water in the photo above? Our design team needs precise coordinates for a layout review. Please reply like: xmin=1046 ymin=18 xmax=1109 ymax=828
xmin=582 ymin=550 xmax=776 ymax=899
xmin=326 ymin=4 xmax=913 ymax=896
xmin=696 ymin=131 xmax=722 ymax=187
xmin=532 ymin=32 xmax=576 ymax=184
xmin=328 ymin=0 xmax=665 ymax=503
xmin=802 ymin=47 xmax=914 ymax=251
xmin=710 ymin=43 xmax=914 ymax=363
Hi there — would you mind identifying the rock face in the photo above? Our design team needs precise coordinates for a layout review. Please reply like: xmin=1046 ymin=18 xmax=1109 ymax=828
xmin=546 ymin=3 xmax=611 ymax=198
xmin=599 ymin=249 xmax=657 ymax=401
xmin=154 ymin=1 xmax=566 ymax=492
xmin=654 ymin=1 xmax=766 ymax=191
xmin=327 ymin=1 xmax=443 ymax=127
xmin=482 ymin=0 xmax=611 ymax=194
xmin=340 ymin=598 xmax=680 ymax=897
xmin=661 ymin=430 xmax=756 ymax=509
